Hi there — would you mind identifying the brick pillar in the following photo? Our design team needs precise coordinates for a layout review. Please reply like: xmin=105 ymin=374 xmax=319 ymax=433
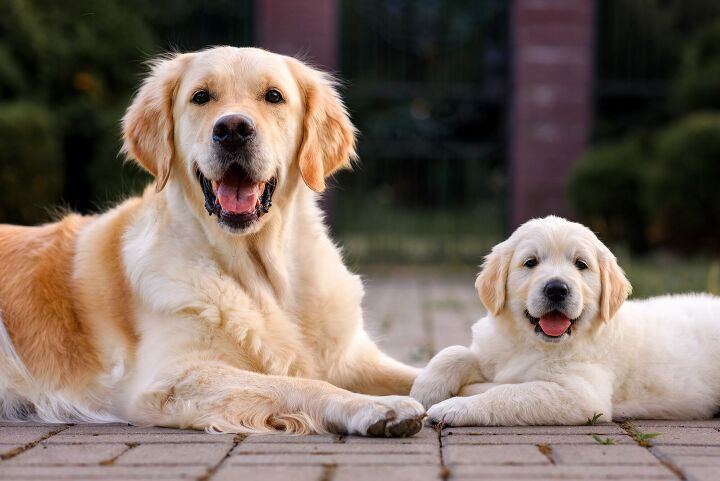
xmin=256 ymin=0 xmax=338 ymax=70
xmin=509 ymin=0 xmax=594 ymax=227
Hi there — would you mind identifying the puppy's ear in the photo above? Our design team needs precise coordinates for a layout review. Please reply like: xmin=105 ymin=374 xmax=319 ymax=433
xmin=122 ymin=54 xmax=190 ymax=192
xmin=286 ymin=57 xmax=358 ymax=192
xmin=598 ymin=252 xmax=632 ymax=322
xmin=475 ymin=242 xmax=512 ymax=316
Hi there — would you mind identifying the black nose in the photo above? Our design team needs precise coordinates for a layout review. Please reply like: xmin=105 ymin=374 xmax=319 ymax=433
xmin=212 ymin=114 xmax=255 ymax=149
xmin=544 ymin=280 xmax=569 ymax=302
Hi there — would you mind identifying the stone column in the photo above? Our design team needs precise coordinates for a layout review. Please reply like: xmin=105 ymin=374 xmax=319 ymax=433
xmin=509 ymin=0 xmax=595 ymax=227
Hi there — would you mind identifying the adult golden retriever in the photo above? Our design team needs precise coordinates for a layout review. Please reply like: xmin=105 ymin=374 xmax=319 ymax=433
xmin=412 ymin=216 xmax=720 ymax=425
xmin=0 ymin=47 xmax=424 ymax=436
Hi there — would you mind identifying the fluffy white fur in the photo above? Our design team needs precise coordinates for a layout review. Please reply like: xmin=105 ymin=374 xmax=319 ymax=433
xmin=411 ymin=216 xmax=720 ymax=425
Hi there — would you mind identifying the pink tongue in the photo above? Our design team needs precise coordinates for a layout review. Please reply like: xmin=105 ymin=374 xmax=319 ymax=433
xmin=216 ymin=178 xmax=260 ymax=214
xmin=538 ymin=312 xmax=571 ymax=337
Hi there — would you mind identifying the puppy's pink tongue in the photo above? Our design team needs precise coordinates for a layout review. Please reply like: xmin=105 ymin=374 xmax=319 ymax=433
xmin=216 ymin=178 xmax=260 ymax=214
xmin=538 ymin=312 xmax=571 ymax=337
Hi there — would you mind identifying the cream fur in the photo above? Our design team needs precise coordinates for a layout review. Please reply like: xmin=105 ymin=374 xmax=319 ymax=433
xmin=412 ymin=216 xmax=720 ymax=425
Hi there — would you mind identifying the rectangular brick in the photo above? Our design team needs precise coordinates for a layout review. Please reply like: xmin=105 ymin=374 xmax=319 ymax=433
xmin=443 ymin=445 xmax=549 ymax=465
xmin=449 ymin=464 xmax=675 ymax=479
xmin=632 ymin=419 xmax=720 ymax=428
xmin=344 ymin=428 xmax=438 ymax=444
xmin=45 ymin=433 xmax=234 ymax=444
xmin=442 ymin=424 xmax=623 ymax=436
xmin=233 ymin=442 xmax=436 ymax=455
xmin=552 ymin=445 xmax=660 ymax=465
xmin=61 ymin=424 xmax=200 ymax=435
xmin=334 ymin=465 xmax=440 ymax=481
xmin=212 ymin=465 xmax=324 ymax=481
xmin=229 ymin=453 xmax=438 ymax=465
xmin=243 ymin=434 xmax=339 ymax=444
xmin=116 ymin=443 xmax=231 ymax=465
xmin=0 ymin=426 xmax=65 ymax=445
xmin=443 ymin=434 xmax=633 ymax=445
xmin=652 ymin=445 xmax=720 ymax=456
xmin=682 ymin=466 xmax=720 ymax=481
xmin=0 ymin=465 xmax=207 ymax=479
xmin=5 ymin=443 xmax=127 ymax=465
xmin=644 ymin=427 xmax=720 ymax=446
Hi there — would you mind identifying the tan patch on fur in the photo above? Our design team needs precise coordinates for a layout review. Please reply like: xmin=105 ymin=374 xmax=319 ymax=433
xmin=0 ymin=216 xmax=102 ymax=388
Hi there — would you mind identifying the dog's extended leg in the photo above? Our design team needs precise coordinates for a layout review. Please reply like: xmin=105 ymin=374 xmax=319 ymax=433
xmin=426 ymin=378 xmax=612 ymax=426
xmin=409 ymin=345 xmax=485 ymax=408
xmin=126 ymin=359 xmax=424 ymax=436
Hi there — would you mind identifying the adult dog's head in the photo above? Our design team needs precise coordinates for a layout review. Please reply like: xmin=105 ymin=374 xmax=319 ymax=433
xmin=476 ymin=216 xmax=632 ymax=344
xmin=122 ymin=47 xmax=356 ymax=234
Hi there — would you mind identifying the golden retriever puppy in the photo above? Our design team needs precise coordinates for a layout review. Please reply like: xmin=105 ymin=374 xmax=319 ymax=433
xmin=411 ymin=216 xmax=720 ymax=425
xmin=0 ymin=47 xmax=425 ymax=436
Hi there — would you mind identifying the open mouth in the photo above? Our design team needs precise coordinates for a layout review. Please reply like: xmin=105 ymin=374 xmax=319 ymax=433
xmin=525 ymin=310 xmax=578 ymax=338
xmin=196 ymin=163 xmax=276 ymax=231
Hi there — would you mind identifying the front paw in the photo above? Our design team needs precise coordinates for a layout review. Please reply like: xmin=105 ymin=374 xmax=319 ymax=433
xmin=410 ymin=373 xmax=456 ymax=410
xmin=347 ymin=396 xmax=426 ymax=437
xmin=426 ymin=397 xmax=477 ymax=427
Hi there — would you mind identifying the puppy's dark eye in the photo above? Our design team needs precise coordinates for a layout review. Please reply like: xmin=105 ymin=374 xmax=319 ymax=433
xmin=191 ymin=90 xmax=210 ymax=105
xmin=265 ymin=89 xmax=283 ymax=104
xmin=575 ymin=259 xmax=588 ymax=270
xmin=524 ymin=258 xmax=538 ymax=268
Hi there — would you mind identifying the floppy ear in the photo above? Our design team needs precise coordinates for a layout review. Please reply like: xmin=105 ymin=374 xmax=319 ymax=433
xmin=286 ymin=58 xmax=358 ymax=192
xmin=121 ymin=54 xmax=189 ymax=192
xmin=598 ymin=252 xmax=632 ymax=322
xmin=475 ymin=242 xmax=512 ymax=317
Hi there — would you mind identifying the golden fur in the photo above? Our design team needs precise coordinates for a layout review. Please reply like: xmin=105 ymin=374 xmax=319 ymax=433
xmin=0 ymin=47 xmax=423 ymax=435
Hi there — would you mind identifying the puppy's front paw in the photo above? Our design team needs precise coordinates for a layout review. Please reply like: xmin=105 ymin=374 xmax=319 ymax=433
xmin=426 ymin=397 xmax=475 ymax=427
xmin=347 ymin=396 xmax=425 ymax=437
xmin=410 ymin=372 xmax=456 ymax=410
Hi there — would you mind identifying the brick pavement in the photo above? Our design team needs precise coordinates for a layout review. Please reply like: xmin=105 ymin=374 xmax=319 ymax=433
xmin=1 ymin=270 xmax=719 ymax=480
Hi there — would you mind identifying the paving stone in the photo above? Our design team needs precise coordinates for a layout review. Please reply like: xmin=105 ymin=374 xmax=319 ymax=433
xmin=552 ymin=445 xmax=660 ymax=465
xmin=682 ymin=466 xmax=720 ymax=481
xmin=652 ymin=445 xmax=720 ymax=456
xmin=115 ymin=443 xmax=232 ymax=465
xmin=233 ymin=441 xmax=436 ymax=454
xmin=334 ymin=465 xmax=441 ymax=481
xmin=61 ymin=424 xmax=200 ymax=435
xmin=443 ymin=424 xmax=624 ymax=436
xmin=0 ymin=426 xmax=65 ymax=444
xmin=343 ymin=427 xmax=439 ymax=444
xmin=0 ymin=444 xmax=24 ymax=457
xmin=243 ymin=433 xmax=339 ymax=444
xmin=0 ymin=465 xmax=206 ymax=479
xmin=45 ymin=433 xmax=234 ymax=444
xmin=443 ymin=445 xmax=550 ymax=465
xmin=229 ymin=452 xmax=438 ymax=465
xmin=642 ymin=427 xmax=720 ymax=445
xmin=5 ymin=443 xmax=127 ymax=465
xmin=632 ymin=419 xmax=720 ymax=428
xmin=449 ymin=464 xmax=676 ymax=479
xmin=212 ymin=465 xmax=325 ymax=481
xmin=443 ymin=434 xmax=633 ymax=445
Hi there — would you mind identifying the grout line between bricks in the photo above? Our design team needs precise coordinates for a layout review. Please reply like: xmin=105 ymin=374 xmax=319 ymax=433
xmin=619 ymin=421 xmax=686 ymax=481
xmin=99 ymin=442 xmax=139 ymax=466
xmin=437 ymin=425 xmax=450 ymax=481
xmin=537 ymin=443 xmax=554 ymax=464
xmin=196 ymin=433 xmax=247 ymax=481
xmin=0 ymin=424 xmax=70 ymax=461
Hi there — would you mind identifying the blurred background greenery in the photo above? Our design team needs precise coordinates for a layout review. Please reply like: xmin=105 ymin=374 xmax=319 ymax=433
xmin=0 ymin=0 xmax=719 ymax=297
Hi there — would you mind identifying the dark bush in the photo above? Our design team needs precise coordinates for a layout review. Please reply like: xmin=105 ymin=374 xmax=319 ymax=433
xmin=673 ymin=22 xmax=720 ymax=112
xmin=648 ymin=113 xmax=720 ymax=252
xmin=0 ymin=102 xmax=62 ymax=224
xmin=568 ymin=138 xmax=651 ymax=251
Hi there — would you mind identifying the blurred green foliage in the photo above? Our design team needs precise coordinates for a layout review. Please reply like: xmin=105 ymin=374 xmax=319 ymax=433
xmin=571 ymin=5 xmax=720 ymax=255
xmin=0 ymin=0 xmax=253 ymax=223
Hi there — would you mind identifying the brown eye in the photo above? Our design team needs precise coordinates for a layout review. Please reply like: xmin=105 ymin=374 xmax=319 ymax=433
xmin=524 ymin=258 xmax=538 ymax=268
xmin=575 ymin=259 xmax=588 ymax=270
xmin=191 ymin=90 xmax=210 ymax=105
xmin=265 ymin=89 xmax=283 ymax=104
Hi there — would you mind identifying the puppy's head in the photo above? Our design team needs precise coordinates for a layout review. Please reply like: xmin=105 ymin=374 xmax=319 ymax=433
xmin=122 ymin=47 xmax=356 ymax=235
xmin=475 ymin=216 xmax=631 ymax=344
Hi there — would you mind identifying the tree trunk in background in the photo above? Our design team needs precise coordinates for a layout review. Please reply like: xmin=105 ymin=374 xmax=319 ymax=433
xmin=509 ymin=0 xmax=594 ymax=228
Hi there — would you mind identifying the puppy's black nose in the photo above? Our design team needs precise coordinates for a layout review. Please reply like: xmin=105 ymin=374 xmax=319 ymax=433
xmin=544 ymin=280 xmax=569 ymax=302
xmin=212 ymin=114 xmax=255 ymax=149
